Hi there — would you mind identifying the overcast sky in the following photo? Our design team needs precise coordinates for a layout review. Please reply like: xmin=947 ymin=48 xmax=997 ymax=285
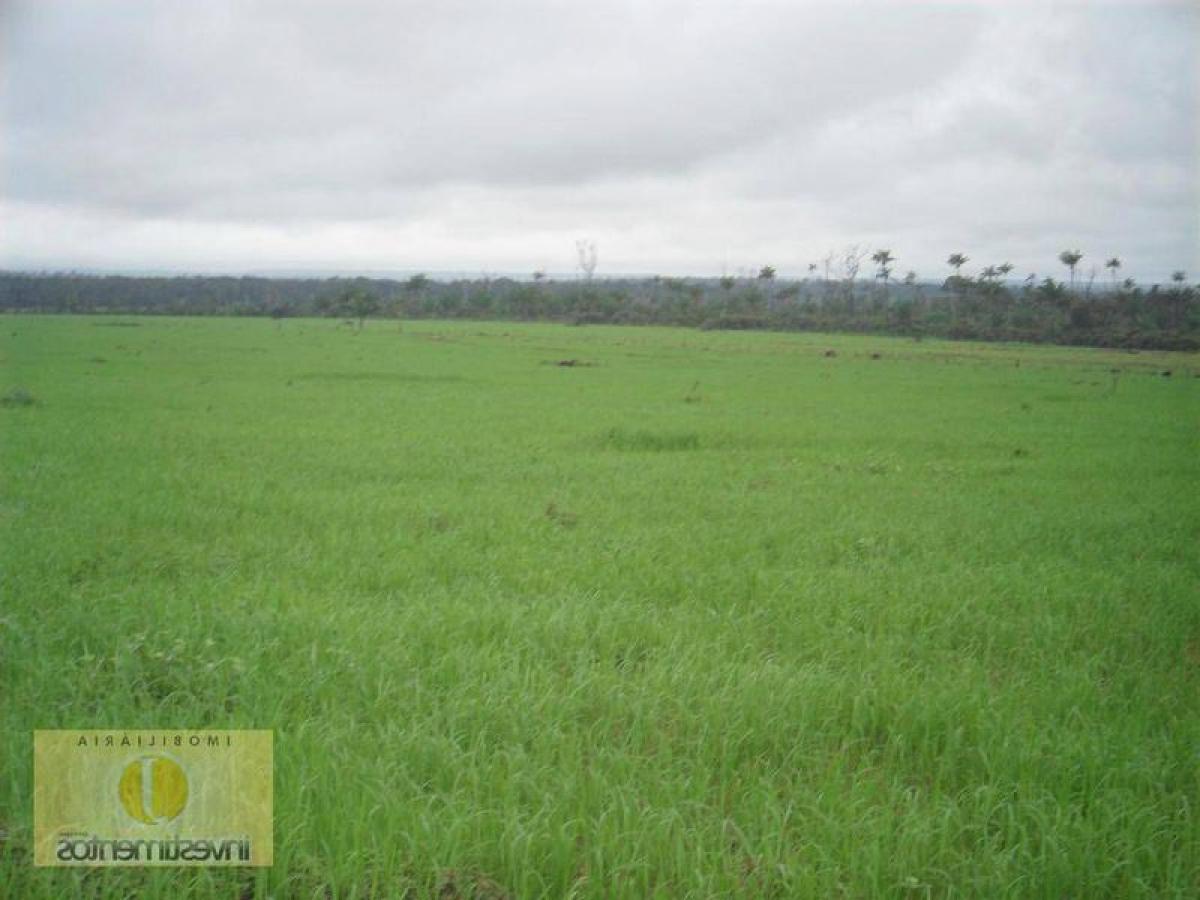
xmin=1 ymin=0 xmax=1196 ymax=282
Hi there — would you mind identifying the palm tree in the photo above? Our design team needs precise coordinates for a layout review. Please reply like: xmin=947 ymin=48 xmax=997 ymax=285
xmin=1171 ymin=270 xmax=1186 ymax=284
xmin=757 ymin=266 xmax=777 ymax=311
xmin=993 ymin=264 xmax=1014 ymax=307
xmin=979 ymin=265 xmax=1001 ymax=299
xmin=1105 ymin=257 xmax=1121 ymax=288
xmin=945 ymin=254 xmax=969 ymax=322
xmin=1058 ymin=250 xmax=1083 ymax=291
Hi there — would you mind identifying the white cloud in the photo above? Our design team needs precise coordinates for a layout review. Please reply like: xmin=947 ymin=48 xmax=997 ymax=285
xmin=1 ymin=0 xmax=1196 ymax=281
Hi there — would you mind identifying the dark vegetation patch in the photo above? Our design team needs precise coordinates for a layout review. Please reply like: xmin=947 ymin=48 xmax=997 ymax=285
xmin=91 ymin=320 xmax=142 ymax=327
xmin=295 ymin=371 xmax=464 ymax=384
xmin=1 ymin=387 xmax=36 ymax=408
xmin=542 ymin=358 xmax=597 ymax=367
xmin=699 ymin=314 xmax=769 ymax=331
xmin=544 ymin=501 xmax=579 ymax=528
xmin=598 ymin=427 xmax=702 ymax=452
xmin=425 ymin=512 xmax=455 ymax=534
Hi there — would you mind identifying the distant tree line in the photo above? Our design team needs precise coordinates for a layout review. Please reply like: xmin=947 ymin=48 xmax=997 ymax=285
xmin=2 ymin=250 xmax=1197 ymax=350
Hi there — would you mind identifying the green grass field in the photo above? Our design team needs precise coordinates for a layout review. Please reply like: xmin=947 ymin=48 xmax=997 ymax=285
xmin=2 ymin=316 xmax=1198 ymax=898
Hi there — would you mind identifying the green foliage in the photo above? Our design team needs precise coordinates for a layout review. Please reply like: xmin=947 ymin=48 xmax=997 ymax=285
xmin=3 ymin=266 xmax=1200 ymax=351
xmin=317 ymin=285 xmax=380 ymax=327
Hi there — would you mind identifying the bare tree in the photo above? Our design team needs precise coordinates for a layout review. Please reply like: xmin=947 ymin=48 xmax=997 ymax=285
xmin=576 ymin=239 xmax=598 ymax=283
xmin=839 ymin=245 xmax=869 ymax=311
xmin=842 ymin=245 xmax=867 ymax=279
xmin=574 ymin=239 xmax=598 ymax=306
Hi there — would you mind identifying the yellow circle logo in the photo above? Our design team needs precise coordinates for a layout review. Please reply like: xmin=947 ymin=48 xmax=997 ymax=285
xmin=117 ymin=756 xmax=188 ymax=824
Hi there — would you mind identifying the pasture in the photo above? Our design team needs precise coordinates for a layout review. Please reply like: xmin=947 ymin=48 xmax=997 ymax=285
xmin=1 ymin=315 xmax=1198 ymax=898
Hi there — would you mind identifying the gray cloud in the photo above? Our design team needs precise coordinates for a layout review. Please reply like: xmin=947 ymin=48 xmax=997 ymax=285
xmin=1 ymin=0 xmax=1196 ymax=280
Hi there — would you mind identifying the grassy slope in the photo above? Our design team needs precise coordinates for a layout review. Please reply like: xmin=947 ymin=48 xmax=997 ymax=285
xmin=1 ymin=316 xmax=1198 ymax=898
